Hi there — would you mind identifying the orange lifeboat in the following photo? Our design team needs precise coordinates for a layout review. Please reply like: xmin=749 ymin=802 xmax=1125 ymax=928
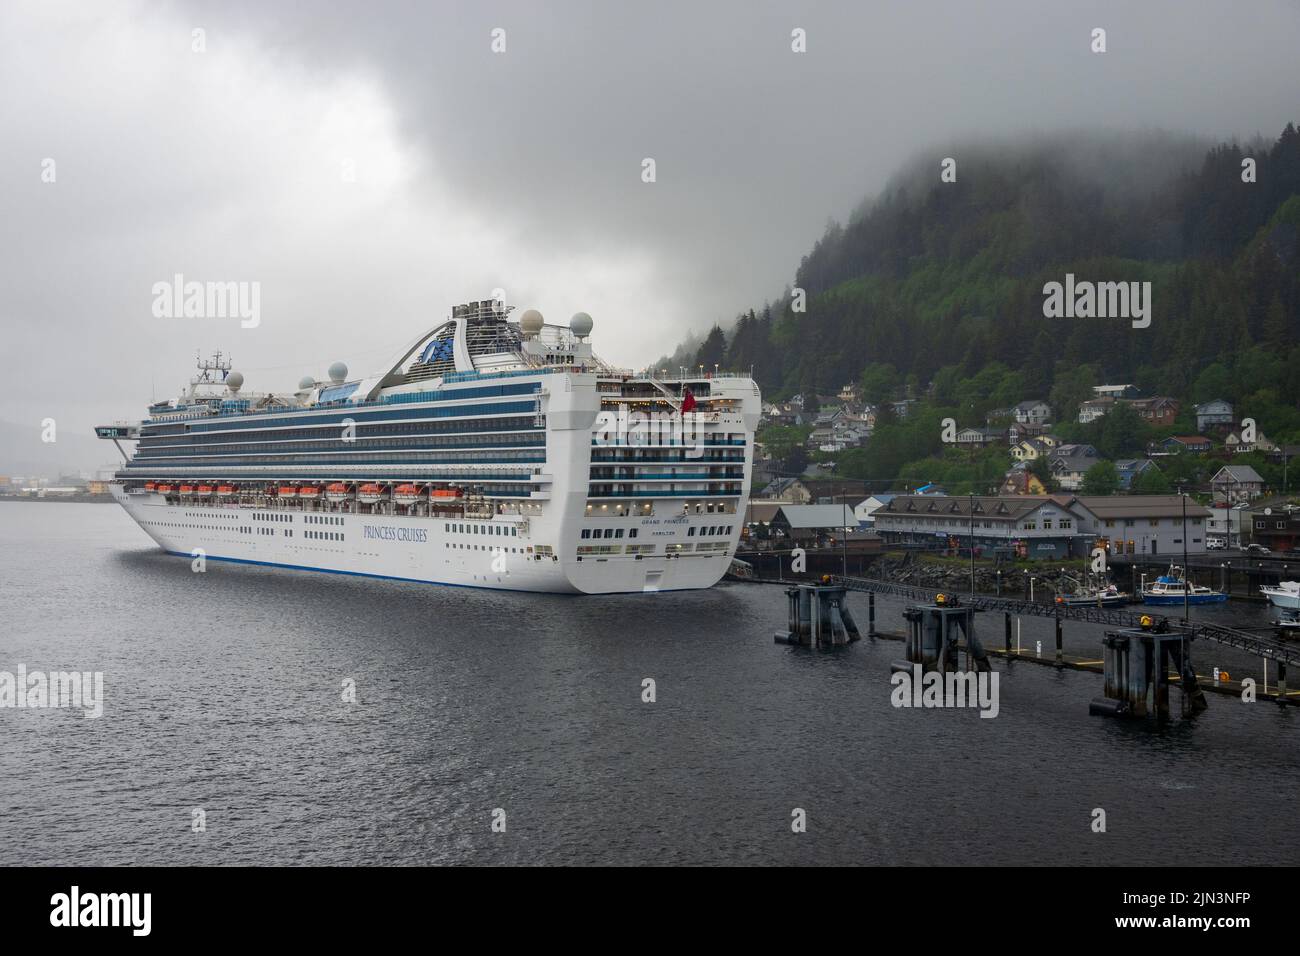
xmin=144 ymin=481 xmax=157 ymax=491
xmin=325 ymin=482 xmax=353 ymax=501
xmin=197 ymin=484 xmax=214 ymax=495
xmin=277 ymin=485 xmax=298 ymax=499
xmin=156 ymin=483 xmax=174 ymax=493
xmin=430 ymin=487 xmax=463 ymax=499
xmin=179 ymin=484 xmax=195 ymax=494
xmin=393 ymin=483 xmax=423 ymax=505
xmin=358 ymin=483 xmax=386 ymax=504
xmin=217 ymin=484 xmax=236 ymax=497
xmin=298 ymin=485 xmax=320 ymax=500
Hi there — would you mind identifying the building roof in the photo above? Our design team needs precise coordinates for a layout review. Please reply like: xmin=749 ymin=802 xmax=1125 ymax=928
xmin=744 ymin=501 xmax=785 ymax=524
xmin=879 ymin=494 xmax=1069 ymax=521
xmin=1050 ymin=455 xmax=1099 ymax=474
xmin=1166 ymin=435 xmax=1209 ymax=445
xmin=1212 ymin=465 xmax=1264 ymax=483
xmin=775 ymin=504 xmax=856 ymax=530
xmin=1072 ymin=495 xmax=1210 ymax=519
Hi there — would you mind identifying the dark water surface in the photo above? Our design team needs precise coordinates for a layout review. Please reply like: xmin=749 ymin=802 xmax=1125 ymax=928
xmin=2 ymin=502 xmax=1297 ymax=865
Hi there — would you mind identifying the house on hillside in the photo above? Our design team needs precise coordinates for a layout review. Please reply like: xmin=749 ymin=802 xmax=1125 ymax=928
xmin=1209 ymin=465 xmax=1265 ymax=503
xmin=1092 ymin=384 xmax=1136 ymax=399
xmin=1114 ymin=458 xmax=1158 ymax=491
xmin=1012 ymin=436 xmax=1059 ymax=462
xmin=1049 ymin=452 xmax=1101 ymax=491
xmin=1006 ymin=422 xmax=1052 ymax=445
xmin=1000 ymin=466 xmax=1048 ymax=496
xmin=1012 ymin=400 xmax=1052 ymax=426
xmin=1225 ymin=430 xmax=1276 ymax=455
xmin=1078 ymin=398 xmax=1114 ymax=423
xmin=1125 ymin=396 xmax=1180 ymax=427
xmin=1156 ymin=435 xmax=1212 ymax=455
xmin=955 ymin=426 xmax=1003 ymax=446
xmin=760 ymin=477 xmax=813 ymax=504
xmin=1195 ymin=399 xmax=1234 ymax=433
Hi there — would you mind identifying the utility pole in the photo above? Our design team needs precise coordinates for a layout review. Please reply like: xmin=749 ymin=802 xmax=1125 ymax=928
xmin=1181 ymin=487 xmax=1190 ymax=626
xmin=969 ymin=491 xmax=976 ymax=596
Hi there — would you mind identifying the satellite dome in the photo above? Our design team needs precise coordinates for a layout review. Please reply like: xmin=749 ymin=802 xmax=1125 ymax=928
xmin=328 ymin=361 xmax=348 ymax=384
xmin=298 ymin=376 xmax=316 ymax=391
xmin=569 ymin=311 xmax=593 ymax=338
xmin=226 ymin=371 xmax=244 ymax=393
xmin=519 ymin=309 xmax=544 ymax=336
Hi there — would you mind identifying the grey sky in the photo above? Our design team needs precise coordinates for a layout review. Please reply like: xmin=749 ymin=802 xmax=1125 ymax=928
xmin=3 ymin=0 xmax=1298 ymax=466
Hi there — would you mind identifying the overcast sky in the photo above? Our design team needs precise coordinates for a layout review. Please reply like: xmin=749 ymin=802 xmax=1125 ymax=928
xmin=3 ymin=0 xmax=1299 ymax=453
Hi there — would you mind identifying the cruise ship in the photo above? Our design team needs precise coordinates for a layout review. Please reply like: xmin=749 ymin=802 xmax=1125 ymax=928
xmin=95 ymin=300 xmax=760 ymax=593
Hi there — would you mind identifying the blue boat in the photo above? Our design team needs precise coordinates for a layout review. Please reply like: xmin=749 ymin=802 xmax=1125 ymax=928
xmin=1140 ymin=565 xmax=1227 ymax=605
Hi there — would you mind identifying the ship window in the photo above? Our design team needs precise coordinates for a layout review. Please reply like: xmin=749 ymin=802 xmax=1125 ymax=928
xmin=688 ymin=527 xmax=696 ymax=537
xmin=581 ymin=529 xmax=590 ymax=539
xmin=629 ymin=528 xmax=637 ymax=538
xmin=615 ymin=529 xmax=624 ymax=538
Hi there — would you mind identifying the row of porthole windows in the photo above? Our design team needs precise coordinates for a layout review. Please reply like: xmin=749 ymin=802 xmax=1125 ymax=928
xmin=307 ymin=515 xmax=343 ymax=525
xmin=307 ymin=530 xmax=344 ymax=541
xmin=446 ymin=544 xmax=524 ymax=552
xmin=444 ymin=522 xmax=518 ymax=537
xmin=580 ymin=528 xmax=641 ymax=540
xmin=254 ymin=512 xmax=292 ymax=522
xmin=687 ymin=525 xmax=734 ymax=537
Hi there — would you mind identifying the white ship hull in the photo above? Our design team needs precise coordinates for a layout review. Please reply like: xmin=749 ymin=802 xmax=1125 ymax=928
xmin=113 ymin=485 xmax=738 ymax=594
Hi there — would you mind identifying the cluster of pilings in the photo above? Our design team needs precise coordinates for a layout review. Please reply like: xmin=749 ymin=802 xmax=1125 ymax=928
xmin=774 ymin=584 xmax=862 ymax=646
xmin=892 ymin=600 xmax=992 ymax=677
xmin=1089 ymin=624 xmax=1209 ymax=720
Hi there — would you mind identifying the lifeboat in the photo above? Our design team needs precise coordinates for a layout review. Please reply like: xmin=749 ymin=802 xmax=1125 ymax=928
xmin=325 ymin=482 xmax=354 ymax=501
xmin=358 ymin=483 xmax=386 ymax=504
xmin=217 ymin=484 xmax=237 ymax=497
xmin=197 ymin=484 xmax=214 ymax=495
xmin=156 ymin=484 xmax=174 ymax=494
xmin=298 ymin=485 xmax=321 ymax=500
xmin=277 ymin=486 xmax=299 ymax=499
xmin=393 ymin=483 xmax=423 ymax=505
xmin=144 ymin=481 xmax=157 ymax=491
xmin=179 ymin=484 xmax=195 ymax=494
xmin=430 ymin=487 xmax=463 ymax=499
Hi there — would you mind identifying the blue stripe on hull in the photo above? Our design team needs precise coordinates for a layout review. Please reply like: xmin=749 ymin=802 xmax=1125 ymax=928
xmin=163 ymin=550 xmax=564 ymax=595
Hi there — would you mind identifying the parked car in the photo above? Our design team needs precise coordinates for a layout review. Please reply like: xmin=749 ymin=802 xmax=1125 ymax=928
xmin=1206 ymin=537 xmax=1227 ymax=551
xmin=1244 ymin=543 xmax=1271 ymax=555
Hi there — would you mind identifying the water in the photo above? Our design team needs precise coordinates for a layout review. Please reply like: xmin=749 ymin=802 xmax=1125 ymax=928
xmin=2 ymin=501 xmax=1298 ymax=865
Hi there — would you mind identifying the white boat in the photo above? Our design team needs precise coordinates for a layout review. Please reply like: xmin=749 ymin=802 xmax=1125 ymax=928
xmin=1260 ymin=580 xmax=1300 ymax=611
xmin=96 ymin=299 xmax=759 ymax=593
xmin=1140 ymin=565 xmax=1227 ymax=605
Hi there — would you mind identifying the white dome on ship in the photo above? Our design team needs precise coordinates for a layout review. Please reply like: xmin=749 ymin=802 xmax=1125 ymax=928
xmin=226 ymin=371 xmax=244 ymax=393
xmin=519 ymin=309 xmax=544 ymax=335
xmin=328 ymin=361 xmax=348 ymax=383
xmin=569 ymin=311 xmax=593 ymax=338
xmin=298 ymin=376 xmax=316 ymax=391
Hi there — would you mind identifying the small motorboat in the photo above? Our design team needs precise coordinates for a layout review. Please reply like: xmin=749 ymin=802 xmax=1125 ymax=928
xmin=1056 ymin=573 xmax=1130 ymax=607
xmin=1141 ymin=565 xmax=1227 ymax=605
xmin=1260 ymin=580 xmax=1300 ymax=612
